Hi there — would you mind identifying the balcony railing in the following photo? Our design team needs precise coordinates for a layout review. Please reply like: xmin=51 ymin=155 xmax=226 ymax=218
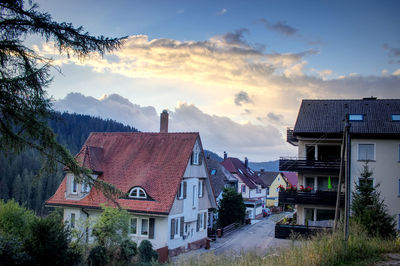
xmin=279 ymin=157 xmax=341 ymax=173
xmin=275 ymin=223 xmax=332 ymax=239
xmin=286 ymin=128 xmax=298 ymax=146
xmin=278 ymin=190 xmax=344 ymax=206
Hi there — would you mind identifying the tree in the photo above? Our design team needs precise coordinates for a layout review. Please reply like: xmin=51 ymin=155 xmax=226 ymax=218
xmin=351 ymin=163 xmax=396 ymax=238
xmin=138 ymin=240 xmax=158 ymax=265
xmin=217 ymin=187 xmax=246 ymax=228
xmin=0 ymin=0 xmax=125 ymax=196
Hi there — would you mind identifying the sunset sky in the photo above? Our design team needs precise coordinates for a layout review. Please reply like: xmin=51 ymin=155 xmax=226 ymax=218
xmin=33 ymin=0 xmax=400 ymax=161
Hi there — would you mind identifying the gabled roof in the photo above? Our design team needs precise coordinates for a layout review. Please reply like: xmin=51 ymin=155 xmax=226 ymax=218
xmin=206 ymin=157 xmax=237 ymax=197
xmin=256 ymin=171 xmax=280 ymax=187
xmin=294 ymin=98 xmax=400 ymax=137
xmin=221 ymin=157 xmax=264 ymax=189
xmin=282 ymin=172 xmax=298 ymax=186
xmin=46 ymin=132 xmax=199 ymax=214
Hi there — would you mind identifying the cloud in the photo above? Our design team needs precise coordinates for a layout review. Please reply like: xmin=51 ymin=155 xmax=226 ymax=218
xmin=383 ymin=43 xmax=400 ymax=64
xmin=267 ymin=112 xmax=284 ymax=123
xmin=393 ymin=69 xmax=400 ymax=76
xmin=234 ymin=91 xmax=252 ymax=106
xmin=54 ymin=93 xmax=291 ymax=161
xmin=259 ymin=18 xmax=298 ymax=36
xmin=215 ymin=28 xmax=250 ymax=47
xmin=217 ymin=8 xmax=227 ymax=15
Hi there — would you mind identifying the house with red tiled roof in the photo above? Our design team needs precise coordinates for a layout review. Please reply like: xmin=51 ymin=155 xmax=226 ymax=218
xmin=221 ymin=154 xmax=266 ymax=219
xmin=46 ymin=111 xmax=217 ymax=261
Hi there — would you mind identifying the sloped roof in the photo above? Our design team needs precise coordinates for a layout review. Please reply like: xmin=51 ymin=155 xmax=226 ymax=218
xmin=294 ymin=98 xmax=400 ymax=136
xmin=46 ymin=132 xmax=199 ymax=214
xmin=256 ymin=171 xmax=280 ymax=187
xmin=206 ymin=157 xmax=237 ymax=197
xmin=282 ymin=172 xmax=298 ymax=186
xmin=221 ymin=157 xmax=264 ymax=189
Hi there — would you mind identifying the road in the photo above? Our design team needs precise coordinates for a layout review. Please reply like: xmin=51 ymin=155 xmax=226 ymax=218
xmin=173 ymin=212 xmax=292 ymax=263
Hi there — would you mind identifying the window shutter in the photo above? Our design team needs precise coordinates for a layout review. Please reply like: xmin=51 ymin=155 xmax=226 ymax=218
xmin=183 ymin=181 xmax=187 ymax=199
xmin=196 ymin=214 xmax=200 ymax=232
xmin=190 ymin=152 xmax=194 ymax=165
xmin=180 ymin=217 xmax=184 ymax=237
xmin=170 ymin=219 xmax=175 ymax=239
xmin=149 ymin=218 xmax=155 ymax=239
xmin=177 ymin=183 xmax=181 ymax=199
xmin=199 ymin=152 xmax=203 ymax=165
xmin=203 ymin=213 xmax=207 ymax=229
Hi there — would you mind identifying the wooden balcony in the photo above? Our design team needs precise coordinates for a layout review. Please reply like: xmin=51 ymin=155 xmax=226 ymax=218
xmin=278 ymin=190 xmax=344 ymax=206
xmin=279 ymin=157 xmax=341 ymax=173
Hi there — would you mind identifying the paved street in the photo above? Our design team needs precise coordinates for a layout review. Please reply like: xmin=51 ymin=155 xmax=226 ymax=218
xmin=173 ymin=212 xmax=292 ymax=263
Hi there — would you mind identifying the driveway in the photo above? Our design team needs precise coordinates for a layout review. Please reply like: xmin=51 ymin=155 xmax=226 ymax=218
xmin=173 ymin=212 xmax=292 ymax=263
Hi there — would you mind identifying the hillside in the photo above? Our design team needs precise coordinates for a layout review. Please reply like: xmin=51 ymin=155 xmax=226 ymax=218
xmin=0 ymin=112 xmax=138 ymax=214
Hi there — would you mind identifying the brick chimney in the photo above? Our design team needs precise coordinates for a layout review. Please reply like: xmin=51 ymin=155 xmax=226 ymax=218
xmin=223 ymin=151 xmax=227 ymax=160
xmin=245 ymin=157 xmax=248 ymax=168
xmin=160 ymin=110 xmax=168 ymax=133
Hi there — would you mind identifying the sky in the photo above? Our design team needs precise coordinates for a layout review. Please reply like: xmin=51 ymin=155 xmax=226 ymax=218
xmin=32 ymin=0 xmax=400 ymax=161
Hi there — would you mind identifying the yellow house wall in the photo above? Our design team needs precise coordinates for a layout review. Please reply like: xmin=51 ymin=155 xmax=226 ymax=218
xmin=266 ymin=173 xmax=287 ymax=207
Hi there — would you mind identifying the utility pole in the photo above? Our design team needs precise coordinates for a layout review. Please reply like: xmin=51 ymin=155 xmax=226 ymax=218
xmin=344 ymin=115 xmax=351 ymax=245
xmin=333 ymin=118 xmax=348 ymax=230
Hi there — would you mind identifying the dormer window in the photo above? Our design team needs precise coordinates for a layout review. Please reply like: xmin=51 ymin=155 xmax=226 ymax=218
xmin=129 ymin=187 xmax=147 ymax=199
xmin=349 ymin=114 xmax=363 ymax=121
xmin=392 ymin=114 xmax=400 ymax=121
xmin=238 ymin=168 xmax=243 ymax=175
xmin=71 ymin=177 xmax=77 ymax=194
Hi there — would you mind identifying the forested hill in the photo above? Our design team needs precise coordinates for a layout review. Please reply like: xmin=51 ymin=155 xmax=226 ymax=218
xmin=0 ymin=112 xmax=138 ymax=215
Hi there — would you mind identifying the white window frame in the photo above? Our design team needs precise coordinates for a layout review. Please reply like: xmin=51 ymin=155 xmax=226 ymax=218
xmin=70 ymin=213 xmax=76 ymax=228
xmin=178 ymin=181 xmax=185 ymax=199
xmin=71 ymin=177 xmax=78 ymax=194
xmin=358 ymin=143 xmax=375 ymax=161
xmin=129 ymin=187 xmax=147 ymax=199
xmin=141 ymin=218 xmax=149 ymax=236
xmin=130 ymin=217 xmax=138 ymax=235
xmin=173 ymin=218 xmax=180 ymax=238
xmin=198 ymin=180 xmax=204 ymax=198
xmin=193 ymin=151 xmax=199 ymax=165
xmin=241 ymin=185 xmax=246 ymax=193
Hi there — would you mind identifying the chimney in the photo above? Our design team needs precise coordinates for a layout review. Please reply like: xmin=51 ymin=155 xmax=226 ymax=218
xmin=223 ymin=151 xmax=227 ymax=160
xmin=244 ymin=157 xmax=248 ymax=168
xmin=260 ymin=168 xmax=264 ymax=173
xmin=160 ymin=110 xmax=168 ymax=133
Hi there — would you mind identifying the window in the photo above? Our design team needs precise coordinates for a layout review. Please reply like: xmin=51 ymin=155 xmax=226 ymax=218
xmin=359 ymin=177 xmax=374 ymax=188
xmin=192 ymin=185 xmax=196 ymax=206
xmin=130 ymin=218 xmax=137 ymax=234
xmin=305 ymin=208 xmax=314 ymax=224
xmin=256 ymin=188 xmax=261 ymax=193
xmin=238 ymin=168 xmax=243 ymax=175
xmin=170 ymin=217 xmax=182 ymax=239
xmin=141 ymin=218 xmax=149 ymax=236
xmin=349 ymin=114 xmax=363 ymax=121
xmin=71 ymin=177 xmax=77 ymax=194
xmin=358 ymin=144 xmax=375 ymax=161
xmin=392 ymin=114 xmax=400 ymax=121
xmin=210 ymin=169 xmax=217 ymax=175
xmin=128 ymin=187 xmax=147 ymax=199
xmin=70 ymin=213 xmax=75 ymax=228
xmin=241 ymin=185 xmax=246 ymax=193
xmin=198 ymin=180 xmax=204 ymax=198
xmin=177 ymin=181 xmax=187 ymax=199
xmin=81 ymin=182 xmax=90 ymax=193
xmin=266 ymin=187 xmax=270 ymax=196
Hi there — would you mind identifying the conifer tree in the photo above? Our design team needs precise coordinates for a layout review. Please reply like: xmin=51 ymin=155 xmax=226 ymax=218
xmin=217 ymin=187 xmax=246 ymax=227
xmin=351 ymin=163 xmax=396 ymax=238
xmin=0 ymin=0 xmax=125 ymax=194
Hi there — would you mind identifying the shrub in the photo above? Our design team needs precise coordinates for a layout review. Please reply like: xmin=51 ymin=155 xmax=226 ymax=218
xmin=87 ymin=245 xmax=108 ymax=266
xmin=138 ymin=240 xmax=158 ymax=264
xmin=217 ymin=187 xmax=246 ymax=227
xmin=0 ymin=200 xmax=37 ymax=241
xmin=0 ymin=235 xmax=30 ymax=265
xmin=120 ymin=239 xmax=137 ymax=262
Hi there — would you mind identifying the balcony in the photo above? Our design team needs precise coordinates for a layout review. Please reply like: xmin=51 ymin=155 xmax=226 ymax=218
xmin=279 ymin=157 xmax=341 ymax=173
xmin=286 ymin=128 xmax=298 ymax=146
xmin=278 ymin=190 xmax=344 ymax=206
xmin=275 ymin=223 xmax=332 ymax=239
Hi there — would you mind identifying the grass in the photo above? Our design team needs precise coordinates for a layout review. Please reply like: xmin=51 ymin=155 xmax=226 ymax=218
xmin=172 ymin=222 xmax=400 ymax=266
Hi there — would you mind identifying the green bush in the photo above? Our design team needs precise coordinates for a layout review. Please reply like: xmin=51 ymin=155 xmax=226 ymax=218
xmin=24 ymin=211 xmax=82 ymax=266
xmin=0 ymin=200 xmax=37 ymax=241
xmin=87 ymin=245 xmax=108 ymax=266
xmin=0 ymin=235 xmax=30 ymax=265
xmin=139 ymin=240 xmax=158 ymax=264
xmin=120 ymin=239 xmax=137 ymax=262
xmin=217 ymin=187 xmax=246 ymax=228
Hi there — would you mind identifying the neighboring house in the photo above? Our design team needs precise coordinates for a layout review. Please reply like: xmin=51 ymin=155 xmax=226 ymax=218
xmin=206 ymin=156 xmax=238 ymax=227
xmin=206 ymin=156 xmax=238 ymax=202
xmin=46 ymin=111 xmax=217 ymax=262
xmin=279 ymin=98 xmax=400 ymax=230
xmin=221 ymin=155 xmax=266 ymax=219
xmin=256 ymin=171 xmax=288 ymax=207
